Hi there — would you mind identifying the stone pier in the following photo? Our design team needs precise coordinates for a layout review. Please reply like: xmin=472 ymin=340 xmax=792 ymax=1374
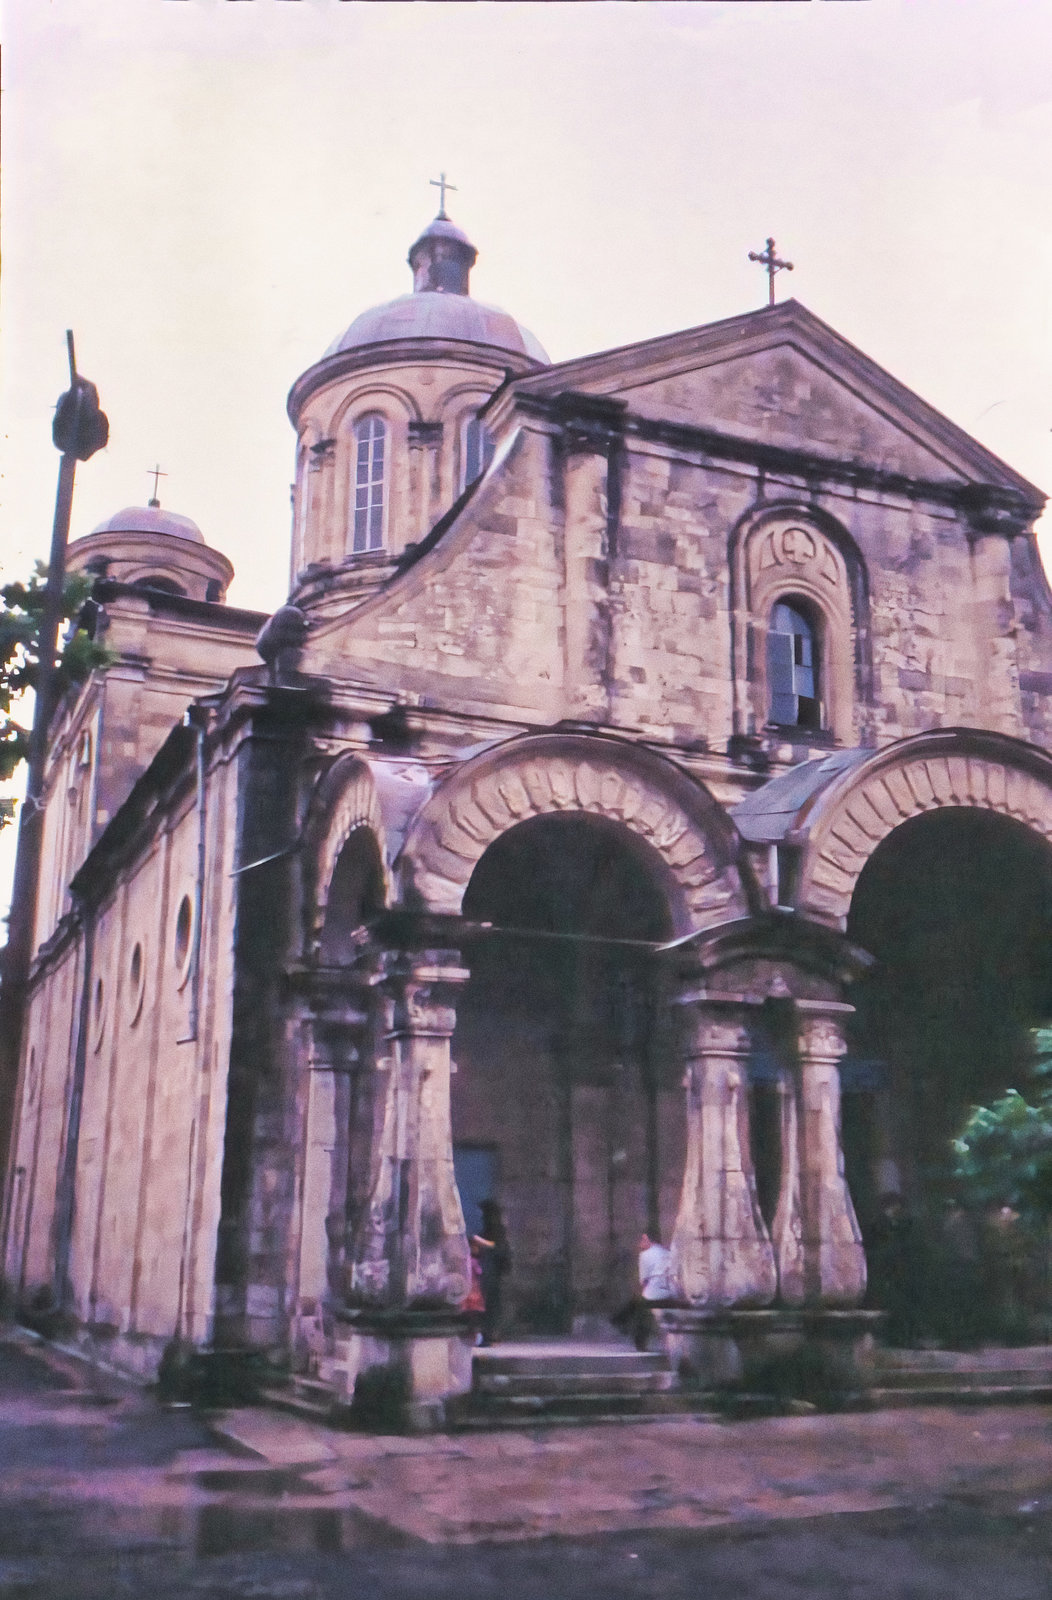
xmin=335 ymin=947 xmax=474 ymax=1426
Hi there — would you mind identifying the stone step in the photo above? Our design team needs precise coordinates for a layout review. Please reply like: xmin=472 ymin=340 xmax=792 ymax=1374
xmin=874 ymin=1347 xmax=1052 ymax=1373
xmin=473 ymin=1349 xmax=667 ymax=1377
xmin=867 ymin=1383 xmax=1052 ymax=1409
xmin=257 ymin=1382 xmax=339 ymax=1424
xmin=872 ymin=1366 xmax=1052 ymax=1390
xmin=474 ymin=1369 xmax=675 ymax=1398
xmin=447 ymin=1389 xmax=719 ymax=1429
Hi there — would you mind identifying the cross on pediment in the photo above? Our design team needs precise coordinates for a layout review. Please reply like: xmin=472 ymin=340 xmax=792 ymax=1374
xmin=748 ymin=237 xmax=794 ymax=307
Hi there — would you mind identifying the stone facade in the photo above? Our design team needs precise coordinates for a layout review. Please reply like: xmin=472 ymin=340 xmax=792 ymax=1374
xmin=4 ymin=210 xmax=1052 ymax=1407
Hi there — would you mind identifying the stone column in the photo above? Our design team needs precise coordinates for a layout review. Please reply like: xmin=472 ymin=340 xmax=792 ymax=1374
xmin=796 ymin=1003 xmax=866 ymax=1306
xmin=669 ymin=1002 xmax=776 ymax=1308
xmin=295 ymin=985 xmax=372 ymax=1322
xmin=349 ymin=950 xmax=471 ymax=1310
xmin=770 ymin=1066 xmax=806 ymax=1305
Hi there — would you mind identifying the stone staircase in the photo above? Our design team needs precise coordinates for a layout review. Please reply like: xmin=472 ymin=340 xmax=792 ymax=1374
xmin=446 ymin=1340 xmax=712 ymax=1428
xmin=256 ymin=1340 xmax=1052 ymax=1429
xmin=869 ymin=1346 xmax=1052 ymax=1408
xmin=257 ymin=1371 xmax=346 ymax=1423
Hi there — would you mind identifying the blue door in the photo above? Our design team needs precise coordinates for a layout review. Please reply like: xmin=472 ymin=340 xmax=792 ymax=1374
xmin=454 ymin=1144 xmax=499 ymax=1238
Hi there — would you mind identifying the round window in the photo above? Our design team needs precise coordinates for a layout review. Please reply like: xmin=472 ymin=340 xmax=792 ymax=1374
xmin=128 ymin=941 xmax=145 ymax=1024
xmin=91 ymin=977 xmax=106 ymax=1051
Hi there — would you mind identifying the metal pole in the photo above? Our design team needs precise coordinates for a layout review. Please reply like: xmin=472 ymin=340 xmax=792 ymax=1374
xmin=0 ymin=333 xmax=99 ymax=1224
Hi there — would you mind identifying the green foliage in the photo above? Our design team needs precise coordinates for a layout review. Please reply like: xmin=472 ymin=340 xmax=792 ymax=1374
xmin=0 ymin=562 xmax=111 ymax=816
xmin=952 ymin=1026 xmax=1052 ymax=1222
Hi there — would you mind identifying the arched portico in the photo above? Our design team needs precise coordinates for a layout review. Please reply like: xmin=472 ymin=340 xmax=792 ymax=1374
xmin=395 ymin=735 xmax=761 ymax=1331
xmin=399 ymin=732 xmax=753 ymax=934
xmin=298 ymin=733 xmax=890 ymax=1414
xmin=793 ymin=728 xmax=1052 ymax=928
xmin=736 ymin=728 xmax=1052 ymax=1343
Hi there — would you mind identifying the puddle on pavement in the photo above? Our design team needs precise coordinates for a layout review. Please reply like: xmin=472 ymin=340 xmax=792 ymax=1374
xmin=192 ymin=1502 xmax=408 ymax=1556
xmin=51 ymin=1496 xmax=413 ymax=1561
xmin=6 ymin=1455 xmax=414 ymax=1565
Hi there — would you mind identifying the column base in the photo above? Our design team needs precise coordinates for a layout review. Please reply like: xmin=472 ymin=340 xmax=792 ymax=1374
xmin=656 ymin=1307 xmax=883 ymax=1403
xmin=329 ymin=1308 xmax=474 ymax=1431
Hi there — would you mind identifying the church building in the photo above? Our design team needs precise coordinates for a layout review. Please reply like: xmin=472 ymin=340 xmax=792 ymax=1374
xmin=4 ymin=204 xmax=1052 ymax=1416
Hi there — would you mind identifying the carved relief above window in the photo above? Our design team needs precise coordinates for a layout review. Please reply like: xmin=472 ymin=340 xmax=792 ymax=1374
xmin=753 ymin=521 xmax=842 ymax=593
xmin=733 ymin=511 xmax=862 ymax=747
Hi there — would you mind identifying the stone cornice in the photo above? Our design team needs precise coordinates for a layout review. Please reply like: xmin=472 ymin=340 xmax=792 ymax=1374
xmin=93 ymin=577 xmax=268 ymax=633
xmin=501 ymin=390 xmax=1042 ymax=528
xmin=286 ymin=338 xmax=541 ymax=427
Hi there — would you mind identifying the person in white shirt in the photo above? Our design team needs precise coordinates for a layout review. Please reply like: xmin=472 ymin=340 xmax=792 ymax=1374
xmin=612 ymin=1231 xmax=679 ymax=1351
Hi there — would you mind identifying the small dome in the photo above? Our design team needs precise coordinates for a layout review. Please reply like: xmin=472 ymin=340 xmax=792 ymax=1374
xmin=89 ymin=503 xmax=204 ymax=544
xmin=409 ymin=215 xmax=475 ymax=254
xmin=325 ymin=293 xmax=549 ymax=364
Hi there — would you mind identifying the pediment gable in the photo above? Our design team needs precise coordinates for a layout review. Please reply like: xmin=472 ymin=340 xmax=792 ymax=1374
xmin=506 ymin=301 xmax=1041 ymax=499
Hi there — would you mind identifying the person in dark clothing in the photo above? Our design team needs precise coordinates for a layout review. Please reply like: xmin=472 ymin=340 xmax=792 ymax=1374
xmin=474 ymin=1199 xmax=511 ymax=1346
xmin=865 ymin=1192 xmax=926 ymax=1346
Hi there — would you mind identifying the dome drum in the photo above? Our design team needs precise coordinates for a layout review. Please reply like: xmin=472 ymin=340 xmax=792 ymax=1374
xmin=285 ymin=207 xmax=548 ymax=599
xmin=68 ymin=521 xmax=234 ymax=604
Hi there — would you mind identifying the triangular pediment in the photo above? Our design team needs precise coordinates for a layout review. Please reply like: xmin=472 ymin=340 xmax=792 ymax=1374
xmin=505 ymin=301 xmax=1041 ymax=497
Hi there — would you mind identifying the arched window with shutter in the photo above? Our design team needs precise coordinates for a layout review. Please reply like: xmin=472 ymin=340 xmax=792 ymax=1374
xmin=766 ymin=600 xmax=821 ymax=730
xmin=352 ymin=413 xmax=387 ymax=553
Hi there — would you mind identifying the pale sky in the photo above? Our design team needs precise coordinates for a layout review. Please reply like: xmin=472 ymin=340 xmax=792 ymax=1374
xmin=1 ymin=0 xmax=1051 ymax=905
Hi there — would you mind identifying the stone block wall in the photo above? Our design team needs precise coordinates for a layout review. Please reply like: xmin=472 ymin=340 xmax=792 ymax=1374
xmin=5 ymin=718 xmax=243 ymax=1367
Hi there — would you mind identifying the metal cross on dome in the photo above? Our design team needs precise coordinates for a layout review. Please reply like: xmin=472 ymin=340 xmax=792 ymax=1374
xmin=429 ymin=172 xmax=457 ymax=219
xmin=147 ymin=463 xmax=167 ymax=506
xmin=748 ymin=236 xmax=794 ymax=307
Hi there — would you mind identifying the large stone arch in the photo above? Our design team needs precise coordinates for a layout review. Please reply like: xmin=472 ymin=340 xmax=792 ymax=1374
xmin=796 ymin=728 xmax=1052 ymax=926
xmin=400 ymin=733 xmax=751 ymax=936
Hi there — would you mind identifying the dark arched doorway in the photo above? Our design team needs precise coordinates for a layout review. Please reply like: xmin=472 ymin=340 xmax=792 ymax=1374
xmin=845 ymin=808 xmax=1052 ymax=1304
xmin=453 ymin=814 xmax=679 ymax=1333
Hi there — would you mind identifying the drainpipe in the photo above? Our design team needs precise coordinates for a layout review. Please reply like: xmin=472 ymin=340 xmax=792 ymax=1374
xmin=52 ymin=894 xmax=94 ymax=1310
xmin=183 ymin=708 xmax=209 ymax=1045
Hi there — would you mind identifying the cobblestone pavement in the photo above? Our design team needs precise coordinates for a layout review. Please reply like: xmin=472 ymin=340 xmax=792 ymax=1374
xmin=1 ymin=1329 xmax=1051 ymax=1599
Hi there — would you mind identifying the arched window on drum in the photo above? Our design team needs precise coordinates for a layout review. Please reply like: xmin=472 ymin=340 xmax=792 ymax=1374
xmin=766 ymin=600 xmax=822 ymax=730
xmin=352 ymin=413 xmax=387 ymax=553
xmin=459 ymin=415 xmax=494 ymax=493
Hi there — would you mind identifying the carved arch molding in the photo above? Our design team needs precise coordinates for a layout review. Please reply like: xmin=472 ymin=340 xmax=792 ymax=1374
xmin=799 ymin=734 xmax=1052 ymax=925
xmin=306 ymin=753 xmax=388 ymax=950
xmin=402 ymin=735 xmax=749 ymax=936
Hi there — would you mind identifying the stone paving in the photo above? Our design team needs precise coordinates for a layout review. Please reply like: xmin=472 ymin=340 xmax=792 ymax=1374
xmin=3 ymin=1331 xmax=1052 ymax=1598
xmin=207 ymin=1401 xmax=1052 ymax=1546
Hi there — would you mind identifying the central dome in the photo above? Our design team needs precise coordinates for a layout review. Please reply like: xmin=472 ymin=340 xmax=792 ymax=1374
xmin=323 ymin=211 xmax=549 ymax=366
xmin=325 ymin=292 xmax=549 ymax=364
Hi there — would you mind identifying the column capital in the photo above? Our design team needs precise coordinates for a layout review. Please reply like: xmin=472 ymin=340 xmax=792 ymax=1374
xmin=694 ymin=1016 xmax=751 ymax=1060
xmin=796 ymin=1004 xmax=851 ymax=1064
xmin=672 ymin=991 xmax=752 ymax=1061
xmin=376 ymin=949 xmax=469 ymax=1040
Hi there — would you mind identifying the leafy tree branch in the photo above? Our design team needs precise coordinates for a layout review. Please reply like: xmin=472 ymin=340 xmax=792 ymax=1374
xmin=0 ymin=563 xmax=111 ymax=822
xmin=952 ymin=1026 xmax=1052 ymax=1223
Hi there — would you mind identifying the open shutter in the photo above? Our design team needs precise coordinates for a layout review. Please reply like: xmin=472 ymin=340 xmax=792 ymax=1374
xmin=767 ymin=629 xmax=798 ymax=725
